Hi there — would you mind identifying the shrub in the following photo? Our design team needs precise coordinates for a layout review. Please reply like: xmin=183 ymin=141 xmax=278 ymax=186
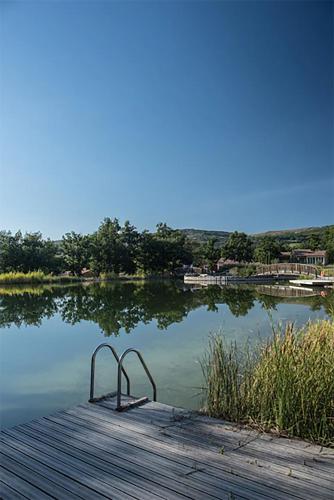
xmin=237 ymin=265 xmax=257 ymax=277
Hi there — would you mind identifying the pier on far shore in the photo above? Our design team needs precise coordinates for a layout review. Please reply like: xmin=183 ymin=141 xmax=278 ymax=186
xmin=184 ymin=263 xmax=334 ymax=288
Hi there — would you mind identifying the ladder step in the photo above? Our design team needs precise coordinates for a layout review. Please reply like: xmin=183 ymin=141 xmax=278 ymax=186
xmin=89 ymin=391 xmax=117 ymax=403
xmin=89 ymin=343 xmax=156 ymax=410
xmin=116 ymin=396 xmax=149 ymax=412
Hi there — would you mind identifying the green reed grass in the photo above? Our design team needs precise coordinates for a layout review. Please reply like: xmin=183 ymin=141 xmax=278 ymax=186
xmin=202 ymin=320 xmax=334 ymax=446
xmin=0 ymin=271 xmax=79 ymax=284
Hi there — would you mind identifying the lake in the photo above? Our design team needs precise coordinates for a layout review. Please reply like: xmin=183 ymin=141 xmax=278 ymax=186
xmin=0 ymin=280 xmax=332 ymax=430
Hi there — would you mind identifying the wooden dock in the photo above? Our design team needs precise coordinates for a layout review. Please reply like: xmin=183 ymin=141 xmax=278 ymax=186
xmin=184 ymin=275 xmax=295 ymax=285
xmin=1 ymin=396 xmax=333 ymax=499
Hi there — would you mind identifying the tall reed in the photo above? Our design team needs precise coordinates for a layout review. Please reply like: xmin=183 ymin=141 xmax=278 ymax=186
xmin=202 ymin=320 xmax=334 ymax=446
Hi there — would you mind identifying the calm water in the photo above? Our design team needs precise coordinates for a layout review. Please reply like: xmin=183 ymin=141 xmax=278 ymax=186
xmin=0 ymin=280 xmax=332 ymax=429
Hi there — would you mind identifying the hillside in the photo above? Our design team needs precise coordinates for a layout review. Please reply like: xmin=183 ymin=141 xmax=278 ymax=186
xmin=180 ymin=225 xmax=333 ymax=248
xmin=180 ymin=228 xmax=231 ymax=246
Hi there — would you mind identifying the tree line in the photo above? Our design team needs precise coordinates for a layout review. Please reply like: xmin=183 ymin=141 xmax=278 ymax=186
xmin=1 ymin=218 xmax=333 ymax=276
xmin=0 ymin=219 xmax=193 ymax=276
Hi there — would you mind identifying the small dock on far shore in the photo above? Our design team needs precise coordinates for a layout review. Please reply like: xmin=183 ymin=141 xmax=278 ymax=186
xmin=1 ymin=395 xmax=333 ymax=499
xmin=184 ymin=274 xmax=296 ymax=285
xmin=290 ymin=278 xmax=334 ymax=288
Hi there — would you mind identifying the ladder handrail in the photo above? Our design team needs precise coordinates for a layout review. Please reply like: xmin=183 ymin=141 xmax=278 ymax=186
xmin=90 ymin=343 xmax=130 ymax=402
xmin=117 ymin=348 xmax=157 ymax=411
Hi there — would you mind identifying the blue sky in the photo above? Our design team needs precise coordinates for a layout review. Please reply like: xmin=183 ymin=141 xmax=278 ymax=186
xmin=1 ymin=0 xmax=333 ymax=239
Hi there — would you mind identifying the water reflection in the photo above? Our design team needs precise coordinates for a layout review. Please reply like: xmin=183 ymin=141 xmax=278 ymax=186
xmin=1 ymin=281 xmax=332 ymax=335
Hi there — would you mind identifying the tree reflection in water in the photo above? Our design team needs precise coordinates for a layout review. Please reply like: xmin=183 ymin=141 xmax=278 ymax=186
xmin=0 ymin=281 xmax=332 ymax=335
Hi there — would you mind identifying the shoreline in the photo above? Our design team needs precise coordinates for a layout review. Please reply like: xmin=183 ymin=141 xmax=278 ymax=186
xmin=0 ymin=274 xmax=180 ymax=285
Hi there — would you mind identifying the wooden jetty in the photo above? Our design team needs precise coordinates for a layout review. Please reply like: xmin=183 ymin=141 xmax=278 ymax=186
xmin=184 ymin=275 xmax=295 ymax=285
xmin=1 ymin=395 xmax=333 ymax=499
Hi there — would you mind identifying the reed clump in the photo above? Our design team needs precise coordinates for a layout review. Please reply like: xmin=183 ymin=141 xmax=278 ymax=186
xmin=0 ymin=271 xmax=79 ymax=284
xmin=202 ymin=320 xmax=334 ymax=446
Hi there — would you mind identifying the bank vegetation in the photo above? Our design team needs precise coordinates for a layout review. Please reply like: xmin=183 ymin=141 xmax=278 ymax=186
xmin=202 ymin=319 xmax=334 ymax=446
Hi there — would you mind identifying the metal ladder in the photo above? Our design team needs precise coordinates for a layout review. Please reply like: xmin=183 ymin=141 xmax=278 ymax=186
xmin=89 ymin=343 xmax=157 ymax=411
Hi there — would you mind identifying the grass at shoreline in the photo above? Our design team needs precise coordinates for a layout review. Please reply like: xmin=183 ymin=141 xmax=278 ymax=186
xmin=202 ymin=319 xmax=334 ymax=446
xmin=0 ymin=271 xmax=81 ymax=284
xmin=0 ymin=271 xmax=177 ymax=285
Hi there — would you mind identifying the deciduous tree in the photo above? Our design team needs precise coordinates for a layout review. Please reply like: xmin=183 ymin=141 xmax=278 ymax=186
xmin=222 ymin=232 xmax=253 ymax=263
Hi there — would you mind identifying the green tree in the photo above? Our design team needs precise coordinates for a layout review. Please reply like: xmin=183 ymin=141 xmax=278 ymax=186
xmin=136 ymin=231 xmax=162 ymax=275
xmin=202 ymin=238 xmax=220 ymax=272
xmin=155 ymin=224 xmax=192 ymax=273
xmin=0 ymin=231 xmax=23 ymax=272
xmin=155 ymin=223 xmax=174 ymax=239
xmin=21 ymin=232 xmax=59 ymax=273
xmin=90 ymin=218 xmax=124 ymax=275
xmin=61 ymin=232 xmax=90 ymax=275
xmin=135 ymin=224 xmax=192 ymax=275
xmin=0 ymin=231 xmax=59 ymax=273
xmin=254 ymin=236 xmax=281 ymax=264
xmin=322 ymin=227 xmax=334 ymax=263
xmin=222 ymin=232 xmax=254 ymax=262
xmin=120 ymin=221 xmax=140 ymax=275
xmin=307 ymin=234 xmax=321 ymax=251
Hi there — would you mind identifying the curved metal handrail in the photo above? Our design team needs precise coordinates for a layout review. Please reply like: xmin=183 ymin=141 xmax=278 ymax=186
xmin=117 ymin=348 xmax=157 ymax=411
xmin=90 ymin=343 xmax=130 ymax=402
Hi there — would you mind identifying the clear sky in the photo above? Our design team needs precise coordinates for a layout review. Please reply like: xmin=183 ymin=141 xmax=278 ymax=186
xmin=1 ymin=0 xmax=333 ymax=239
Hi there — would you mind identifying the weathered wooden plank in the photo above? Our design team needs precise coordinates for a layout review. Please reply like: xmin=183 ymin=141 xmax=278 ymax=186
xmin=0 ymin=480 xmax=28 ymax=500
xmin=87 ymin=403 xmax=334 ymax=484
xmin=76 ymin=403 xmax=252 ymax=451
xmin=0 ymin=452 xmax=69 ymax=499
xmin=115 ymin=407 xmax=334 ymax=483
xmin=12 ymin=421 xmax=254 ymax=500
xmin=42 ymin=411 xmax=312 ymax=500
xmin=4 ymin=427 xmax=234 ymax=500
xmin=1 ymin=430 xmax=207 ymax=500
xmin=21 ymin=420 xmax=257 ymax=500
xmin=20 ymin=418 xmax=268 ymax=498
xmin=175 ymin=422 xmax=334 ymax=480
xmin=189 ymin=414 xmax=334 ymax=456
xmin=67 ymin=404 xmax=334 ymax=491
xmin=97 ymin=401 xmax=191 ymax=426
xmin=0 ymin=435 xmax=161 ymax=500
xmin=184 ymin=417 xmax=334 ymax=460
xmin=115 ymin=402 xmax=334 ymax=465
xmin=0 ymin=440 xmax=133 ymax=500
xmin=62 ymin=408 xmax=333 ymax=500
xmin=22 ymin=416 xmax=283 ymax=500
xmin=1 ymin=396 xmax=333 ymax=500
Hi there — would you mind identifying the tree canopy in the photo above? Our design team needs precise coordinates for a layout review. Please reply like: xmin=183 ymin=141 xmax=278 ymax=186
xmin=202 ymin=238 xmax=220 ymax=272
xmin=222 ymin=232 xmax=254 ymax=262
xmin=0 ymin=230 xmax=59 ymax=274
xmin=254 ymin=236 xmax=282 ymax=264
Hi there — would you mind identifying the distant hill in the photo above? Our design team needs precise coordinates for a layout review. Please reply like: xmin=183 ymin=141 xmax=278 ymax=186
xmin=253 ymin=226 xmax=332 ymax=237
xmin=180 ymin=228 xmax=231 ymax=246
xmin=180 ymin=225 xmax=333 ymax=247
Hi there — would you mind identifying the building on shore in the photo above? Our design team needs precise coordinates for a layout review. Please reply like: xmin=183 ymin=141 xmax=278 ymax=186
xmin=279 ymin=249 xmax=328 ymax=266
